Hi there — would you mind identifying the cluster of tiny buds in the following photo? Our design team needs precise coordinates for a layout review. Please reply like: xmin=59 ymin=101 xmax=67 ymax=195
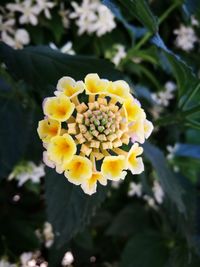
xmin=67 ymin=96 xmax=129 ymax=157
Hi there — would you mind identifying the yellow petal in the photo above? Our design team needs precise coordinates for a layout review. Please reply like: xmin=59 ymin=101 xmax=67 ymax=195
xmin=128 ymin=143 xmax=144 ymax=174
xmin=85 ymin=73 xmax=109 ymax=95
xmin=129 ymin=119 xmax=145 ymax=144
xmin=43 ymin=95 xmax=75 ymax=122
xmin=37 ymin=118 xmax=61 ymax=143
xmin=65 ymin=155 xmax=92 ymax=185
xmin=144 ymin=119 xmax=154 ymax=139
xmin=47 ymin=134 xmax=76 ymax=166
xmin=107 ymin=80 xmax=130 ymax=102
xmin=101 ymin=155 xmax=127 ymax=181
xmin=55 ymin=76 xmax=85 ymax=98
xmin=123 ymin=97 xmax=145 ymax=122
xmin=81 ymin=172 xmax=107 ymax=195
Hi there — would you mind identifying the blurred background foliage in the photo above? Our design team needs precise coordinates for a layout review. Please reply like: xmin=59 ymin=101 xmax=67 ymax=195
xmin=0 ymin=0 xmax=200 ymax=266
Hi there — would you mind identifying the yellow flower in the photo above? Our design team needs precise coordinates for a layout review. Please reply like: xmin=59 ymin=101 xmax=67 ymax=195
xmin=129 ymin=119 xmax=153 ymax=144
xmin=107 ymin=80 xmax=131 ymax=102
xmin=37 ymin=118 xmax=61 ymax=143
xmin=47 ymin=134 xmax=76 ymax=167
xmin=123 ymin=97 xmax=145 ymax=122
xmin=65 ymin=155 xmax=92 ymax=185
xmin=38 ymin=73 xmax=153 ymax=195
xmin=81 ymin=172 xmax=107 ymax=195
xmin=128 ymin=143 xmax=144 ymax=175
xmin=101 ymin=155 xmax=127 ymax=181
xmin=85 ymin=73 xmax=109 ymax=94
xmin=43 ymin=94 xmax=75 ymax=122
xmin=55 ymin=76 xmax=85 ymax=98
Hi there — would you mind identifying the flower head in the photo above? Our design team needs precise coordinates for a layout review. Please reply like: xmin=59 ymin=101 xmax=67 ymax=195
xmin=38 ymin=73 xmax=153 ymax=195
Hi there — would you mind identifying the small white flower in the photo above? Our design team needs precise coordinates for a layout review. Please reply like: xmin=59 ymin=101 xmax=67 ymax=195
xmin=62 ymin=251 xmax=74 ymax=267
xmin=0 ymin=259 xmax=16 ymax=267
xmin=8 ymin=161 xmax=45 ymax=187
xmin=59 ymin=3 xmax=70 ymax=29
xmin=50 ymin=42 xmax=75 ymax=55
xmin=20 ymin=252 xmax=33 ymax=266
xmin=174 ymin=24 xmax=198 ymax=51
xmin=128 ymin=182 xmax=142 ymax=197
xmin=166 ymin=143 xmax=178 ymax=160
xmin=43 ymin=222 xmax=54 ymax=248
xmin=143 ymin=195 xmax=157 ymax=209
xmin=151 ymin=81 xmax=176 ymax=107
xmin=7 ymin=0 xmax=40 ymax=26
xmin=111 ymin=179 xmax=123 ymax=189
xmin=0 ymin=13 xmax=15 ymax=36
xmin=91 ymin=5 xmax=116 ymax=37
xmin=36 ymin=0 xmax=55 ymax=19
xmin=1 ymin=28 xmax=30 ymax=49
xmin=111 ymin=44 xmax=126 ymax=66
xmin=70 ymin=0 xmax=116 ymax=36
xmin=152 ymin=180 xmax=164 ymax=204
xmin=191 ymin=15 xmax=199 ymax=27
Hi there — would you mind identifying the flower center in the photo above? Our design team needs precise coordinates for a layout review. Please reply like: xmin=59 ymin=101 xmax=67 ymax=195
xmin=68 ymin=96 xmax=129 ymax=157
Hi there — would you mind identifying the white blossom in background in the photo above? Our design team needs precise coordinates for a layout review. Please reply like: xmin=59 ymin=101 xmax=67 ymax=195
xmin=6 ymin=0 xmax=40 ymax=26
xmin=151 ymin=81 xmax=176 ymax=107
xmin=166 ymin=143 xmax=178 ymax=160
xmin=152 ymin=180 xmax=164 ymax=204
xmin=36 ymin=0 xmax=55 ymax=19
xmin=70 ymin=0 xmax=116 ymax=36
xmin=59 ymin=3 xmax=70 ymax=29
xmin=0 ymin=259 xmax=16 ymax=267
xmin=173 ymin=24 xmax=198 ymax=51
xmin=143 ymin=195 xmax=157 ymax=209
xmin=0 ymin=12 xmax=15 ymax=37
xmin=43 ymin=222 xmax=54 ymax=248
xmin=8 ymin=161 xmax=45 ymax=187
xmin=50 ymin=42 xmax=75 ymax=55
xmin=191 ymin=15 xmax=199 ymax=27
xmin=2 ymin=28 xmax=30 ymax=49
xmin=20 ymin=252 xmax=33 ymax=266
xmin=111 ymin=44 xmax=126 ymax=66
xmin=90 ymin=5 xmax=116 ymax=37
xmin=111 ymin=179 xmax=123 ymax=189
xmin=62 ymin=251 xmax=74 ymax=267
xmin=128 ymin=182 xmax=142 ymax=197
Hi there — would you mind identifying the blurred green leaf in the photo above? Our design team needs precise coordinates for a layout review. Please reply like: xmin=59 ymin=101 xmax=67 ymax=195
xmin=120 ymin=231 xmax=169 ymax=267
xmin=117 ymin=0 xmax=158 ymax=33
xmin=143 ymin=142 xmax=185 ymax=214
xmin=0 ymin=43 xmax=123 ymax=98
xmin=0 ymin=93 xmax=33 ymax=179
xmin=45 ymin=168 xmax=107 ymax=248
xmin=174 ymin=143 xmax=200 ymax=159
xmin=106 ymin=203 xmax=150 ymax=237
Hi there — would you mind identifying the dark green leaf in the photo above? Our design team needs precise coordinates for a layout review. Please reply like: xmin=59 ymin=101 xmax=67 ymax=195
xmin=0 ymin=43 xmax=123 ymax=97
xmin=106 ymin=203 xmax=150 ymax=237
xmin=120 ymin=231 xmax=169 ymax=267
xmin=174 ymin=143 xmax=200 ymax=159
xmin=45 ymin=168 xmax=107 ymax=248
xmin=0 ymin=94 xmax=33 ymax=179
xmin=143 ymin=142 xmax=185 ymax=214
xmin=116 ymin=0 xmax=158 ymax=33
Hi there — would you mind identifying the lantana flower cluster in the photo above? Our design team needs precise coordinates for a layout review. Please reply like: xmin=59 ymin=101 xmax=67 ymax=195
xmin=37 ymin=74 xmax=153 ymax=195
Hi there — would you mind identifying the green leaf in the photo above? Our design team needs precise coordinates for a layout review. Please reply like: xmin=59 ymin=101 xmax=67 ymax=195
xmin=143 ymin=142 xmax=185 ymax=214
xmin=116 ymin=0 xmax=158 ymax=33
xmin=151 ymin=34 xmax=199 ymax=98
xmin=0 ymin=92 xmax=33 ymax=179
xmin=44 ymin=168 xmax=107 ymax=248
xmin=120 ymin=231 xmax=169 ymax=267
xmin=174 ymin=143 xmax=200 ymax=159
xmin=0 ymin=43 xmax=123 ymax=97
xmin=106 ymin=203 xmax=150 ymax=237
